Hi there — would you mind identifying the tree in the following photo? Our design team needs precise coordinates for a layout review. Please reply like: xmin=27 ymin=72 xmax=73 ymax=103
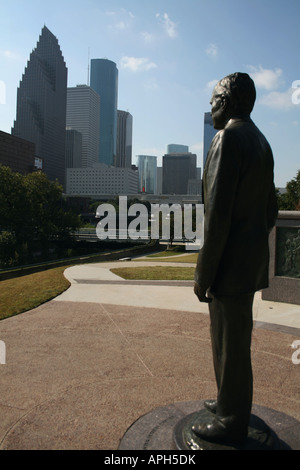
xmin=23 ymin=171 xmax=81 ymax=244
xmin=277 ymin=170 xmax=300 ymax=210
xmin=0 ymin=165 xmax=81 ymax=266
xmin=0 ymin=166 xmax=25 ymax=239
xmin=0 ymin=231 xmax=18 ymax=266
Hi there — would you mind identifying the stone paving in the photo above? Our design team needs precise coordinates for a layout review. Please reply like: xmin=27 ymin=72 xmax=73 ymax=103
xmin=0 ymin=258 xmax=299 ymax=449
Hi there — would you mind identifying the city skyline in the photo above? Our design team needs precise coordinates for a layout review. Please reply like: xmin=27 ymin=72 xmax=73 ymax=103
xmin=1 ymin=0 xmax=300 ymax=187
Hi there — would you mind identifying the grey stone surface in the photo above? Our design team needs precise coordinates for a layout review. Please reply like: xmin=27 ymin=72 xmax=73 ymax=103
xmin=119 ymin=401 xmax=300 ymax=450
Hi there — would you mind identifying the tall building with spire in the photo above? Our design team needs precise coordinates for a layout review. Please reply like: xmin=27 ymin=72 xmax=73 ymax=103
xmin=12 ymin=26 xmax=67 ymax=186
xmin=90 ymin=58 xmax=118 ymax=166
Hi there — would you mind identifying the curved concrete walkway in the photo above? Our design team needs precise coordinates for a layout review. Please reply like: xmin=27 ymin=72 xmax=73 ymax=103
xmin=55 ymin=259 xmax=300 ymax=331
xmin=0 ymin=257 xmax=299 ymax=450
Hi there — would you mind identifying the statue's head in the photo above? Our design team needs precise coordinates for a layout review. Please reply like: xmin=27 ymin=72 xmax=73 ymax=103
xmin=210 ymin=72 xmax=256 ymax=129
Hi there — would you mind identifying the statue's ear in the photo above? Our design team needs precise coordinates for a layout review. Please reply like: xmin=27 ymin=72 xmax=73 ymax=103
xmin=220 ymin=94 xmax=228 ymax=109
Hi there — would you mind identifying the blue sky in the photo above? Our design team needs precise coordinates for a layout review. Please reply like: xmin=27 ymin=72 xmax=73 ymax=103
xmin=0 ymin=0 xmax=299 ymax=187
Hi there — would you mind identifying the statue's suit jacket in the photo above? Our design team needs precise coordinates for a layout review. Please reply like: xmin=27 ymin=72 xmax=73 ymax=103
xmin=195 ymin=117 xmax=278 ymax=296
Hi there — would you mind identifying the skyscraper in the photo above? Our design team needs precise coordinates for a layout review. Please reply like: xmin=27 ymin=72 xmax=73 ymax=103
xmin=162 ymin=152 xmax=197 ymax=194
xmin=65 ymin=129 xmax=82 ymax=168
xmin=12 ymin=26 xmax=67 ymax=186
xmin=167 ymin=144 xmax=189 ymax=154
xmin=90 ymin=59 xmax=118 ymax=166
xmin=66 ymin=85 xmax=100 ymax=167
xmin=116 ymin=110 xmax=133 ymax=168
xmin=137 ymin=155 xmax=157 ymax=194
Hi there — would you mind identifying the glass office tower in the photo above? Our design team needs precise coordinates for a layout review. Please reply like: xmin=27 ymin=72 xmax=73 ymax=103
xmin=167 ymin=144 xmax=189 ymax=153
xmin=137 ymin=155 xmax=157 ymax=194
xmin=90 ymin=59 xmax=118 ymax=166
xmin=66 ymin=85 xmax=100 ymax=168
xmin=116 ymin=110 xmax=133 ymax=168
xmin=162 ymin=153 xmax=197 ymax=194
xmin=12 ymin=26 xmax=67 ymax=186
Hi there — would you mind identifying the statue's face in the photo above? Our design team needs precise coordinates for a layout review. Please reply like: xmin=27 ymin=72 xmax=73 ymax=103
xmin=210 ymin=85 xmax=228 ymax=130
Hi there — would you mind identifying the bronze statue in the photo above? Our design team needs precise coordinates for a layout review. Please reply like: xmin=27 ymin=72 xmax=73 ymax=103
xmin=193 ymin=72 xmax=278 ymax=443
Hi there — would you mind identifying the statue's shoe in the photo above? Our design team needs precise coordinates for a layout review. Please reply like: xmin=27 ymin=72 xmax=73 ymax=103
xmin=192 ymin=418 xmax=247 ymax=444
xmin=204 ymin=399 xmax=217 ymax=414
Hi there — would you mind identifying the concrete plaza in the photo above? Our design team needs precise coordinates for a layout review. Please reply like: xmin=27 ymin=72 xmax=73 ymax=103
xmin=0 ymin=257 xmax=299 ymax=449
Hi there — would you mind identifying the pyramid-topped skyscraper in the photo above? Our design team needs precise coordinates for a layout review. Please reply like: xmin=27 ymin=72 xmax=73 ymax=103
xmin=12 ymin=26 xmax=68 ymax=186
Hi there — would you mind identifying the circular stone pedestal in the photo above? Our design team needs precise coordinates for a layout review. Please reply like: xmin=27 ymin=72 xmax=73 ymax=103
xmin=118 ymin=401 xmax=300 ymax=450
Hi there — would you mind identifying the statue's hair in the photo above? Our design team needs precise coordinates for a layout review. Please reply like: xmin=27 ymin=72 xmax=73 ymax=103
xmin=218 ymin=72 xmax=256 ymax=115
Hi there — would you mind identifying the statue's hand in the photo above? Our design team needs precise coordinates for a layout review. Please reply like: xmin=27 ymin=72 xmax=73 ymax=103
xmin=194 ymin=282 xmax=212 ymax=303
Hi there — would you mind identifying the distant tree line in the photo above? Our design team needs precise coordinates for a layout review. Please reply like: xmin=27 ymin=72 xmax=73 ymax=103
xmin=1 ymin=164 xmax=298 ymax=268
xmin=0 ymin=165 xmax=81 ymax=268
xmin=277 ymin=170 xmax=300 ymax=211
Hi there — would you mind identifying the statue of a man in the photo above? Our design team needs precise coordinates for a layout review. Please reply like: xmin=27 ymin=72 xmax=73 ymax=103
xmin=193 ymin=72 xmax=278 ymax=443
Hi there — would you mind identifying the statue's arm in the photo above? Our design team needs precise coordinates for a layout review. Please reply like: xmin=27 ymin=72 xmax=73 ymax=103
xmin=194 ymin=132 xmax=239 ymax=301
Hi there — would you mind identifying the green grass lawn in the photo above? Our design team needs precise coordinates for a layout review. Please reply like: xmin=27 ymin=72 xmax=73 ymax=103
xmin=110 ymin=265 xmax=195 ymax=280
xmin=0 ymin=249 xmax=198 ymax=321
xmin=0 ymin=266 xmax=70 ymax=320
xmin=145 ymin=251 xmax=198 ymax=264
xmin=146 ymin=250 xmax=186 ymax=257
